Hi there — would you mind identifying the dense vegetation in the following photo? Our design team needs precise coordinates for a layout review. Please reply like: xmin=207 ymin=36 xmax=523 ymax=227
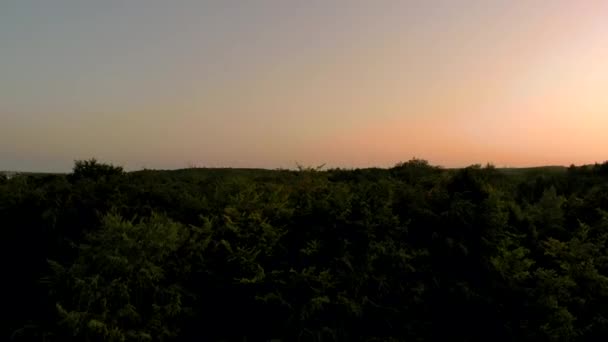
xmin=3 ymin=158 xmax=608 ymax=341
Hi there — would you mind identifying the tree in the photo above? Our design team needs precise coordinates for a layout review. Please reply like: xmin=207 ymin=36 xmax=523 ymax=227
xmin=48 ymin=213 xmax=188 ymax=341
xmin=68 ymin=159 xmax=124 ymax=182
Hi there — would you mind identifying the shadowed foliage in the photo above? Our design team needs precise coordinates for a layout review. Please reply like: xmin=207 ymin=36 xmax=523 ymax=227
xmin=3 ymin=158 xmax=608 ymax=341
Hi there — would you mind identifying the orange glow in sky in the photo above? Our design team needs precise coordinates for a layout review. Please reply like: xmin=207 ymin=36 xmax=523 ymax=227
xmin=2 ymin=1 xmax=608 ymax=171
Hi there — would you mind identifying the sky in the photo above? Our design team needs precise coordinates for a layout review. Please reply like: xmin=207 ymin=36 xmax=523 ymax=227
xmin=2 ymin=1 xmax=608 ymax=171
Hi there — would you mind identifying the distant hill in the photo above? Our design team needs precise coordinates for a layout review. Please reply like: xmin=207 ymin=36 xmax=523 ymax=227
xmin=496 ymin=166 xmax=568 ymax=176
xmin=1 ymin=171 xmax=65 ymax=179
xmin=0 ymin=165 xmax=580 ymax=178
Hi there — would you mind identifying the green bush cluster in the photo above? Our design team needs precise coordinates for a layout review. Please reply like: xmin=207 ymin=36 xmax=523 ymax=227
xmin=3 ymin=159 xmax=608 ymax=341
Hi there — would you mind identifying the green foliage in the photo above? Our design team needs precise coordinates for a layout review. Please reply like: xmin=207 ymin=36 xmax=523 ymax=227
xmin=48 ymin=213 xmax=188 ymax=341
xmin=4 ymin=158 xmax=608 ymax=341
xmin=69 ymin=158 xmax=124 ymax=182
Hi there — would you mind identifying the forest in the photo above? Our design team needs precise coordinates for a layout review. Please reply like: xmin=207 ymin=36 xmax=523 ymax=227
xmin=3 ymin=158 xmax=608 ymax=341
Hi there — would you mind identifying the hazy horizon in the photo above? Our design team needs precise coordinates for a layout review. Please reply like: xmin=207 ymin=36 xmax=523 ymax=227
xmin=0 ymin=159 xmax=592 ymax=174
xmin=3 ymin=1 xmax=608 ymax=172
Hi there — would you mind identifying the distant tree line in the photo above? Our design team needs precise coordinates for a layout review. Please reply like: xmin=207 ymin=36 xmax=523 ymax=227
xmin=3 ymin=158 xmax=608 ymax=341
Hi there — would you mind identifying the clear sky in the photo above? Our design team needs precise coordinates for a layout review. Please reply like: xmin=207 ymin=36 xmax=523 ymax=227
xmin=2 ymin=1 xmax=608 ymax=171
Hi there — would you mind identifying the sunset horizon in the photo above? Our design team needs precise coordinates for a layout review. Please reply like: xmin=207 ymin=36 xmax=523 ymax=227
xmin=6 ymin=2 xmax=608 ymax=339
xmin=3 ymin=1 xmax=608 ymax=171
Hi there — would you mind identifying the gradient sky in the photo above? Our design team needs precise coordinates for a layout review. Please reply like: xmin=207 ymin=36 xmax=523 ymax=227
xmin=2 ymin=1 xmax=608 ymax=171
